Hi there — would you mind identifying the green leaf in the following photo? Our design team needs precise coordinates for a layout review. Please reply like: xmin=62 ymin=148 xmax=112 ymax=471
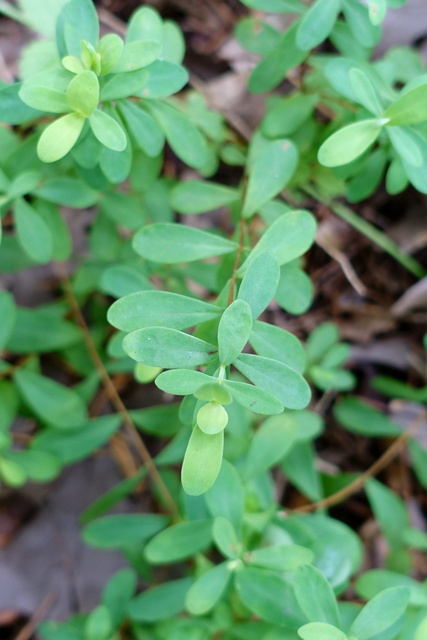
xmin=33 ymin=178 xmax=98 ymax=207
xmin=249 ymin=321 xmax=306 ymax=373
xmin=242 ymin=140 xmax=298 ymax=218
xmin=97 ymin=34 xmax=124 ymax=75
xmin=155 ymin=370 xmax=212 ymax=395
xmin=32 ymin=200 xmax=72 ymax=261
xmin=349 ymin=586 xmax=410 ymax=640
xmin=108 ymin=291 xmax=221 ymax=332
xmin=386 ymin=126 xmax=423 ymax=167
xmin=236 ymin=567 xmax=304 ymax=626
xmin=235 ymin=353 xmax=311 ymax=410
xmin=218 ymin=300 xmax=252 ymax=366
xmin=186 ymin=562 xmax=231 ymax=615
xmin=19 ymin=68 xmax=72 ymax=113
xmin=7 ymin=449 xmax=60 ymax=482
xmin=0 ymin=82 xmax=44 ymax=124
xmin=235 ymin=17 xmax=281 ymax=56
xmin=275 ymin=264 xmax=313 ymax=315
xmin=80 ymin=470 xmax=145 ymax=524
xmin=386 ymin=157 xmax=409 ymax=195
xmin=108 ymin=40 xmax=161 ymax=73
xmin=262 ymin=92 xmax=318 ymax=138
xmin=212 ymin=516 xmax=239 ymax=559
xmin=6 ymin=306 xmax=81 ymax=353
xmin=195 ymin=383 xmax=232 ymax=405
xmin=416 ymin=616 xmax=427 ymax=640
xmin=224 ymin=379 xmax=284 ymax=415
xmin=117 ymin=100 xmax=164 ymax=156
xmin=239 ymin=210 xmax=317 ymax=273
xmin=85 ymin=605 xmax=112 ymax=640
xmin=14 ymin=369 xmax=87 ymax=429
xmin=342 ymin=0 xmax=381 ymax=48
xmin=365 ymin=478 xmax=409 ymax=550
xmin=334 ymin=397 xmax=402 ymax=436
xmin=32 ymin=414 xmax=122 ymax=464
xmin=102 ymin=569 xmax=137 ymax=628
xmin=240 ymin=0 xmax=305 ymax=10
xmin=0 ymin=291 xmax=16 ymax=351
xmin=248 ymin=21 xmax=306 ymax=94
xmin=99 ymin=138 xmax=132 ymax=184
xmin=318 ymin=119 xmax=383 ymax=167
xmin=133 ymin=222 xmax=236 ymax=263
xmin=349 ymin=68 xmax=383 ymax=115
xmin=14 ymin=198 xmax=53 ymax=264
xmin=298 ymin=622 xmax=347 ymax=640
xmin=89 ymin=109 xmax=127 ymax=151
xmin=182 ymin=426 xmax=224 ymax=496
xmin=99 ymin=193 xmax=144 ymax=232
xmin=126 ymin=6 xmax=163 ymax=44
xmin=100 ymin=69 xmax=148 ymax=102
xmin=83 ymin=514 xmax=168 ymax=549
xmin=238 ymin=253 xmax=280 ymax=318
xmin=356 ymin=570 xmax=427 ymax=607
xmin=162 ymin=22 xmax=185 ymax=64
xmin=368 ymin=0 xmax=386 ymax=25
xmin=37 ymin=112 xmax=85 ymax=163
xmin=146 ymin=100 xmax=208 ymax=169
xmin=171 ymin=180 xmax=240 ymax=215
xmin=247 ymin=544 xmax=313 ymax=572
xmin=282 ymin=440 xmax=322 ymax=501
xmin=65 ymin=70 xmax=99 ymax=117
xmin=296 ymin=0 xmax=340 ymax=51
xmin=56 ymin=0 xmax=99 ymax=58
xmin=204 ymin=460 xmax=244 ymax=531
xmin=123 ymin=327 xmax=216 ymax=368
xmin=145 ymin=519 xmax=213 ymax=563
xmin=244 ymin=413 xmax=298 ymax=479
xmin=128 ymin=577 xmax=192 ymax=623
xmin=0 ymin=457 xmax=27 ymax=487
xmin=294 ymin=565 xmax=340 ymax=627
xmin=137 ymin=60 xmax=188 ymax=98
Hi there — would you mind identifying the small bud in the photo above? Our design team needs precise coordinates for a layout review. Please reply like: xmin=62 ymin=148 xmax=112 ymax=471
xmin=197 ymin=402 xmax=228 ymax=435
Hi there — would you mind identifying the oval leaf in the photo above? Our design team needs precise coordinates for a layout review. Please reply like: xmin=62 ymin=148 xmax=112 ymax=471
xmin=145 ymin=519 xmax=213 ymax=564
xmin=182 ymin=426 xmax=224 ymax=496
xmin=37 ymin=112 xmax=85 ymax=163
xmin=235 ymin=353 xmax=311 ymax=410
xmin=218 ymin=300 xmax=253 ymax=366
xmin=89 ymin=109 xmax=127 ymax=151
xmin=186 ymin=562 xmax=231 ymax=616
xmin=133 ymin=222 xmax=236 ymax=263
xmin=65 ymin=70 xmax=99 ymax=117
xmin=242 ymin=139 xmax=298 ymax=218
xmin=108 ymin=291 xmax=221 ymax=332
xmin=318 ymin=119 xmax=383 ymax=167
xmin=14 ymin=369 xmax=87 ymax=429
xmin=123 ymin=327 xmax=216 ymax=368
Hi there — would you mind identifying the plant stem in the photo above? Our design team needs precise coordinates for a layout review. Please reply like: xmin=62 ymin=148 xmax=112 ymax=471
xmin=228 ymin=218 xmax=246 ymax=305
xmin=56 ymin=263 xmax=178 ymax=516
xmin=305 ymin=185 xmax=426 ymax=279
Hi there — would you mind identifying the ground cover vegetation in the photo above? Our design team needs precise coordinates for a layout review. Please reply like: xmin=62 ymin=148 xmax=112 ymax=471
xmin=0 ymin=0 xmax=427 ymax=638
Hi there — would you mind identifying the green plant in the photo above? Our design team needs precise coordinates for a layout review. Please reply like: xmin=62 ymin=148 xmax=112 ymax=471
xmin=1 ymin=1 xmax=427 ymax=639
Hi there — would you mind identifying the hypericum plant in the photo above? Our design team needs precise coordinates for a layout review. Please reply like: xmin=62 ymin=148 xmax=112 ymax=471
xmin=1 ymin=1 xmax=427 ymax=640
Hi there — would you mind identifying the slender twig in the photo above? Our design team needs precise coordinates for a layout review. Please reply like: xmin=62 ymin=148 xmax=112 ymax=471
xmin=0 ymin=355 xmax=32 ymax=380
xmin=13 ymin=593 xmax=56 ymax=640
xmin=55 ymin=263 xmax=178 ymax=515
xmin=285 ymin=409 xmax=427 ymax=515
